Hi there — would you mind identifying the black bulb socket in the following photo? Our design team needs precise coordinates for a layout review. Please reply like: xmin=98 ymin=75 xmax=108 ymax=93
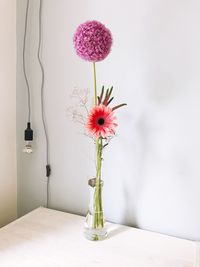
xmin=24 ymin=122 xmax=33 ymax=141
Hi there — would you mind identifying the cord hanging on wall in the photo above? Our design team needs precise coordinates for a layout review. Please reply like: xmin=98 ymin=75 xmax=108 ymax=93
xmin=22 ymin=0 xmax=34 ymax=154
xmin=22 ymin=0 xmax=51 ymax=207
xmin=38 ymin=0 xmax=51 ymax=208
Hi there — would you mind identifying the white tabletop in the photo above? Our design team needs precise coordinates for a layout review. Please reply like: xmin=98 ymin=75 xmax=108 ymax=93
xmin=0 ymin=207 xmax=198 ymax=267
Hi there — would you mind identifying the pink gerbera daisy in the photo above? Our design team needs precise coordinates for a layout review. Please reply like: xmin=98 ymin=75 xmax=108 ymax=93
xmin=87 ymin=105 xmax=117 ymax=138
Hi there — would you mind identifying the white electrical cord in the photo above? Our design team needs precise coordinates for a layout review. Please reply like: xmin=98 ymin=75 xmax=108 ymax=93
xmin=37 ymin=0 xmax=51 ymax=208
xmin=23 ymin=0 xmax=31 ymax=122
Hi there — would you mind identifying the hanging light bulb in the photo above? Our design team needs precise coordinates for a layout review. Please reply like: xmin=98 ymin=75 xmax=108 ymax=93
xmin=23 ymin=141 xmax=33 ymax=154
xmin=23 ymin=122 xmax=33 ymax=154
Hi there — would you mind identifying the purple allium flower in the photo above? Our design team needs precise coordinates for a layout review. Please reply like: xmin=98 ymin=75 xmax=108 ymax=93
xmin=73 ymin=20 xmax=112 ymax=62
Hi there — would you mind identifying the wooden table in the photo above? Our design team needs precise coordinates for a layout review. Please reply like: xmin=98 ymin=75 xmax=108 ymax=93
xmin=0 ymin=207 xmax=199 ymax=266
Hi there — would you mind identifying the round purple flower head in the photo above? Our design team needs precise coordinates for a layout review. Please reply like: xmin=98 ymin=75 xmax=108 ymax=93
xmin=73 ymin=20 xmax=112 ymax=62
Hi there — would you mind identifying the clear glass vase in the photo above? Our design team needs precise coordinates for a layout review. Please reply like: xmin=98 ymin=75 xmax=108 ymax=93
xmin=84 ymin=178 xmax=107 ymax=241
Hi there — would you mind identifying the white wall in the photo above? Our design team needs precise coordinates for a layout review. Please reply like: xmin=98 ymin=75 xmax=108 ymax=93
xmin=0 ymin=0 xmax=17 ymax=226
xmin=17 ymin=0 xmax=200 ymax=240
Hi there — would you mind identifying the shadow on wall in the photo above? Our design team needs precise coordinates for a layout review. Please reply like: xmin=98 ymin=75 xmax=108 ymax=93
xmin=122 ymin=111 xmax=154 ymax=228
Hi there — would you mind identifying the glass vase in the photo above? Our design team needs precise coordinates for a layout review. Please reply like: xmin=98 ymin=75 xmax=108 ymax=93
xmin=84 ymin=178 xmax=107 ymax=241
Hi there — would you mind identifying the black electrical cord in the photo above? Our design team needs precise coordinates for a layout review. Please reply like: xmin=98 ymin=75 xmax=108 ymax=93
xmin=23 ymin=0 xmax=31 ymax=122
xmin=37 ymin=0 xmax=51 ymax=208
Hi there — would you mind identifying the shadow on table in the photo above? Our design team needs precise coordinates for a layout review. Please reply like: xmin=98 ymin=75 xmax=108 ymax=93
xmin=107 ymin=225 xmax=129 ymax=239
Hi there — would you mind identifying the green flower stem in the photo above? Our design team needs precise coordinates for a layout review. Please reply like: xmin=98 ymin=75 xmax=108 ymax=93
xmin=92 ymin=62 xmax=104 ymax=229
xmin=93 ymin=62 xmax=97 ymax=106
xmin=93 ymin=137 xmax=104 ymax=229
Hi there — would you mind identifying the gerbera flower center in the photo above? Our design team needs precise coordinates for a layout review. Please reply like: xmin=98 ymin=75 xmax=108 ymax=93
xmin=97 ymin=118 xmax=105 ymax=125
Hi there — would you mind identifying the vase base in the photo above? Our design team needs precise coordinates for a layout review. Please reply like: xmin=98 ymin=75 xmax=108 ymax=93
xmin=84 ymin=226 xmax=107 ymax=241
